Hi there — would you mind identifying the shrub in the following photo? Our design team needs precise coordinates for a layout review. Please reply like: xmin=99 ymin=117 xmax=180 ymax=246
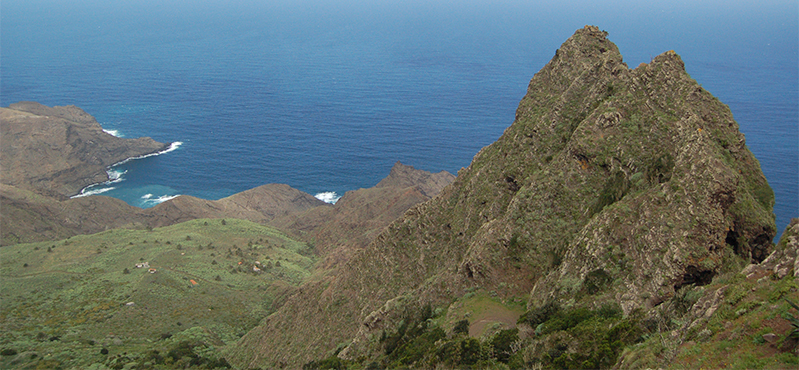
xmin=646 ymin=153 xmax=674 ymax=185
xmin=453 ymin=319 xmax=470 ymax=335
xmin=584 ymin=268 xmax=612 ymax=294
xmin=518 ymin=301 xmax=561 ymax=328
xmin=786 ymin=298 xmax=799 ymax=340
xmin=387 ymin=327 xmax=445 ymax=367
xmin=459 ymin=337 xmax=484 ymax=365
xmin=303 ymin=355 xmax=346 ymax=370
xmin=490 ymin=328 xmax=519 ymax=363
xmin=591 ymin=170 xmax=630 ymax=216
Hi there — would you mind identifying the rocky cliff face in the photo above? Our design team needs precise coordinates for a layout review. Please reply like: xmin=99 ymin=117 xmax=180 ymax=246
xmin=231 ymin=26 xmax=778 ymax=369
xmin=0 ymin=102 xmax=170 ymax=197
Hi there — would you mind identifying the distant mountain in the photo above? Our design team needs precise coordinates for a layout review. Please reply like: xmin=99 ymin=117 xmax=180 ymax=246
xmin=231 ymin=26 xmax=789 ymax=369
xmin=270 ymin=162 xmax=456 ymax=265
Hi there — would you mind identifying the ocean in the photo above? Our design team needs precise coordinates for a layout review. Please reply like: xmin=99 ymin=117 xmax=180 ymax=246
xmin=2 ymin=0 xmax=797 ymax=238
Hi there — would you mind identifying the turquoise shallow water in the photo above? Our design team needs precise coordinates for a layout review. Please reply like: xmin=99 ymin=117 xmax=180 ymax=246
xmin=2 ymin=0 xmax=796 ymax=238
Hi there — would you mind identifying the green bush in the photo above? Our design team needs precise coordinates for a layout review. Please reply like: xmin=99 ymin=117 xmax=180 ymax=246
xmin=537 ymin=304 xmax=644 ymax=369
xmin=453 ymin=319 xmax=470 ymax=335
xmin=436 ymin=337 xmax=485 ymax=367
xmin=591 ymin=170 xmax=630 ymax=216
xmin=646 ymin=153 xmax=674 ymax=185
xmin=518 ymin=301 xmax=561 ymax=328
xmin=583 ymin=268 xmax=612 ymax=295
xmin=387 ymin=327 xmax=445 ymax=367
xmin=303 ymin=355 xmax=346 ymax=370
xmin=490 ymin=328 xmax=519 ymax=363
xmin=786 ymin=298 xmax=799 ymax=340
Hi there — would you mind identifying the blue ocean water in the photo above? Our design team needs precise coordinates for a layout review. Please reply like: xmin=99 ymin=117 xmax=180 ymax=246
xmin=2 ymin=0 xmax=796 ymax=238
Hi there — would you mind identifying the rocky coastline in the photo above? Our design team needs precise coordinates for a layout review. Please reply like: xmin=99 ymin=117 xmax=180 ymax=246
xmin=0 ymin=101 xmax=172 ymax=198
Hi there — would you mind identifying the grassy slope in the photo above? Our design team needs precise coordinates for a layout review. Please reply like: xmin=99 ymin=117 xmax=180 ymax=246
xmin=0 ymin=218 xmax=314 ymax=369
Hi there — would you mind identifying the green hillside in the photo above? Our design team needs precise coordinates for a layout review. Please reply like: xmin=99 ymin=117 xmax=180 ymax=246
xmin=0 ymin=218 xmax=314 ymax=369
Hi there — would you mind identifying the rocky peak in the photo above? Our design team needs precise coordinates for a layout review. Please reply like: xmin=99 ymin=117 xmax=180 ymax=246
xmin=230 ymin=26 xmax=777 ymax=369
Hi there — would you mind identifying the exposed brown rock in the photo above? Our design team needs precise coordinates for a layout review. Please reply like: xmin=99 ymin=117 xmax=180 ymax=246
xmin=1 ymin=102 xmax=170 ymax=197
xmin=375 ymin=161 xmax=456 ymax=197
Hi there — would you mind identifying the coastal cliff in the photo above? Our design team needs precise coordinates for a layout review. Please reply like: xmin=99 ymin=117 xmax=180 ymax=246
xmin=0 ymin=102 xmax=170 ymax=198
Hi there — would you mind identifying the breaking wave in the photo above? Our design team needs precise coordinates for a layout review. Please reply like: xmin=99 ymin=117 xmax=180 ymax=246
xmin=71 ymin=142 xmax=182 ymax=198
xmin=314 ymin=191 xmax=341 ymax=204
xmin=141 ymin=193 xmax=180 ymax=204
xmin=71 ymin=169 xmax=128 ymax=198
xmin=114 ymin=141 xmax=183 ymax=166
xmin=71 ymin=186 xmax=116 ymax=198
xmin=102 ymin=129 xmax=121 ymax=137
xmin=107 ymin=169 xmax=127 ymax=184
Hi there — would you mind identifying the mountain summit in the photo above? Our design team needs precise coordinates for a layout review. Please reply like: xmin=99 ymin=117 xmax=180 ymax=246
xmin=232 ymin=26 xmax=777 ymax=369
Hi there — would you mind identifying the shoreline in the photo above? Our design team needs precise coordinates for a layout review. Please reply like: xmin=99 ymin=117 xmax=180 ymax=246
xmin=71 ymin=141 xmax=183 ymax=199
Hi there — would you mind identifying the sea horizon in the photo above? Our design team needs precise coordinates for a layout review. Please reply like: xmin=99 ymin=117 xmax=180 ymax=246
xmin=2 ymin=0 xmax=796 ymax=238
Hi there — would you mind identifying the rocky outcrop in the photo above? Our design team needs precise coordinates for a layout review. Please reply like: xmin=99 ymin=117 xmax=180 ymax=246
xmin=616 ymin=218 xmax=798 ymax=368
xmin=375 ymin=161 xmax=456 ymax=198
xmin=271 ymin=162 xmax=456 ymax=263
xmin=230 ymin=26 xmax=776 ymax=369
xmin=0 ymin=102 xmax=170 ymax=197
xmin=742 ymin=218 xmax=799 ymax=280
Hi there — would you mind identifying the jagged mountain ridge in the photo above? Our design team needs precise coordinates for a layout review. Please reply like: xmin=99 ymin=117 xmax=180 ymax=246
xmin=231 ymin=26 xmax=777 ymax=368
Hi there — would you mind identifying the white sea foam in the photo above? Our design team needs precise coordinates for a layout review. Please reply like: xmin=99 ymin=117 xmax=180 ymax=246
xmin=141 ymin=194 xmax=180 ymax=204
xmin=314 ymin=191 xmax=341 ymax=204
xmin=72 ymin=186 xmax=116 ymax=198
xmin=114 ymin=141 xmax=183 ymax=166
xmin=72 ymin=141 xmax=182 ymax=198
xmin=102 ymin=129 xmax=121 ymax=137
xmin=107 ymin=169 xmax=127 ymax=183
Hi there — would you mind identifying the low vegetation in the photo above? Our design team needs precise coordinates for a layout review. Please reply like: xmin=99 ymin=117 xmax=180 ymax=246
xmin=0 ymin=219 xmax=314 ymax=369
